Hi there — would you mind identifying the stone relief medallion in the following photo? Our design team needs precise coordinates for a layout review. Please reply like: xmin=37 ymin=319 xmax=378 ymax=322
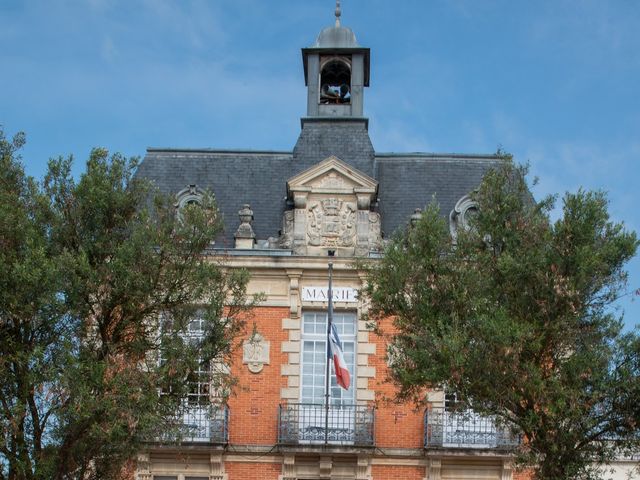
xmin=242 ymin=333 xmax=270 ymax=374
xmin=307 ymin=198 xmax=356 ymax=247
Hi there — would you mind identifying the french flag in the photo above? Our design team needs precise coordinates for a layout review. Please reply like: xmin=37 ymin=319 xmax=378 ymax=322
xmin=328 ymin=323 xmax=351 ymax=390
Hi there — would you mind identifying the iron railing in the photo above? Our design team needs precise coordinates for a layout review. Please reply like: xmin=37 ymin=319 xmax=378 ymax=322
xmin=278 ymin=403 xmax=375 ymax=446
xmin=424 ymin=406 xmax=519 ymax=449
xmin=157 ymin=404 xmax=229 ymax=444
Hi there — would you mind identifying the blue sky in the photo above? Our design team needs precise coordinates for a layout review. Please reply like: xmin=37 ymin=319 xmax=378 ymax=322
xmin=1 ymin=0 xmax=639 ymax=329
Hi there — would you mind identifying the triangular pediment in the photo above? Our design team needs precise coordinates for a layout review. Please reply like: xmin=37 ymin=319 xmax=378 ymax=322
xmin=287 ymin=156 xmax=378 ymax=195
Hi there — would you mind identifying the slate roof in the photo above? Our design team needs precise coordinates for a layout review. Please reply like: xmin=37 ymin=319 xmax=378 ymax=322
xmin=136 ymin=145 xmax=503 ymax=248
xmin=135 ymin=149 xmax=294 ymax=249
xmin=375 ymin=153 xmax=502 ymax=238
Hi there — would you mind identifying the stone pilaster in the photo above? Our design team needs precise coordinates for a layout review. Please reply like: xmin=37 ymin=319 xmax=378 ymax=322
xmin=293 ymin=192 xmax=309 ymax=255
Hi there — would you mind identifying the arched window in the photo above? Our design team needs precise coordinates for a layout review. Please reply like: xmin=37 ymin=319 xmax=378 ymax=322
xmin=175 ymin=184 xmax=205 ymax=211
xmin=449 ymin=194 xmax=478 ymax=240
xmin=320 ymin=58 xmax=351 ymax=105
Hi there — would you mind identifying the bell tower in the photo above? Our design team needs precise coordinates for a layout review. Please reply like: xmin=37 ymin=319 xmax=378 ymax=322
xmin=301 ymin=1 xmax=370 ymax=118
xmin=293 ymin=1 xmax=375 ymax=178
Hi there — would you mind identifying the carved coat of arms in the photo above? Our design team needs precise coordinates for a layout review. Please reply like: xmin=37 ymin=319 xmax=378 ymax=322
xmin=307 ymin=198 xmax=356 ymax=247
xmin=242 ymin=332 xmax=270 ymax=374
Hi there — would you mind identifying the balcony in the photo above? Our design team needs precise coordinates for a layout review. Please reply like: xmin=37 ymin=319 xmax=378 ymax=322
xmin=155 ymin=404 xmax=229 ymax=444
xmin=278 ymin=403 xmax=375 ymax=446
xmin=424 ymin=407 xmax=519 ymax=449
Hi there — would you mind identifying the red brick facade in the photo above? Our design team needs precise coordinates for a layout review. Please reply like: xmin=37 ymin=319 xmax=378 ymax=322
xmin=227 ymin=307 xmax=289 ymax=446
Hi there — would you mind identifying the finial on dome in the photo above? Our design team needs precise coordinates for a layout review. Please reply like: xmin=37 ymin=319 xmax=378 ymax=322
xmin=335 ymin=0 xmax=341 ymax=27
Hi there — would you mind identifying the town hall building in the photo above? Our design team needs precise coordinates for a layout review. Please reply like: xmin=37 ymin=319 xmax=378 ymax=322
xmin=133 ymin=6 xmax=543 ymax=480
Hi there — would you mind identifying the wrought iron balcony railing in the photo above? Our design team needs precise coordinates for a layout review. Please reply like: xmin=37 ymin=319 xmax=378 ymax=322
xmin=278 ymin=403 xmax=375 ymax=446
xmin=424 ymin=406 xmax=519 ymax=449
xmin=155 ymin=403 xmax=229 ymax=444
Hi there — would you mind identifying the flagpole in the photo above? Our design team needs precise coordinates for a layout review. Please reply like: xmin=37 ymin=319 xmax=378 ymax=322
xmin=324 ymin=251 xmax=335 ymax=445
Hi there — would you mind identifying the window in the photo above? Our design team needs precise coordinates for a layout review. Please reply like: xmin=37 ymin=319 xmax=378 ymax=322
xmin=449 ymin=193 xmax=479 ymax=240
xmin=183 ymin=316 xmax=210 ymax=407
xmin=175 ymin=184 xmax=205 ymax=210
xmin=159 ymin=314 xmax=223 ymax=443
xmin=319 ymin=57 xmax=351 ymax=104
xmin=301 ymin=311 xmax=356 ymax=405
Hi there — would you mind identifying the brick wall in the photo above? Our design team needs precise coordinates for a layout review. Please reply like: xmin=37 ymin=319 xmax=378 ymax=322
xmin=224 ymin=462 xmax=281 ymax=480
xmin=227 ymin=306 xmax=289 ymax=445
xmin=371 ymin=464 xmax=424 ymax=480
xmin=369 ymin=316 xmax=424 ymax=449
xmin=513 ymin=469 xmax=534 ymax=480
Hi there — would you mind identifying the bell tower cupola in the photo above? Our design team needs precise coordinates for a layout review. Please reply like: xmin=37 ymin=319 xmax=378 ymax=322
xmin=293 ymin=1 xmax=375 ymax=178
xmin=302 ymin=1 xmax=370 ymax=118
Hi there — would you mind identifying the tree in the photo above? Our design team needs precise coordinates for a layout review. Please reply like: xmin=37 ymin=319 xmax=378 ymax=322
xmin=0 ymin=128 xmax=255 ymax=480
xmin=363 ymin=158 xmax=640 ymax=480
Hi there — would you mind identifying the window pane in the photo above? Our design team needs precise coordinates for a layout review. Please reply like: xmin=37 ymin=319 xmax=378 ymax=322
xmin=301 ymin=312 xmax=356 ymax=405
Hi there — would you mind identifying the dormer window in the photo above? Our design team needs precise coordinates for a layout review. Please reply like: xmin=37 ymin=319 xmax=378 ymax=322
xmin=320 ymin=57 xmax=351 ymax=104
xmin=174 ymin=185 xmax=211 ymax=227
xmin=175 ymin=185 xmax=204 ymax=211
xmin=449 ymin=193 xmax=479 ymax=241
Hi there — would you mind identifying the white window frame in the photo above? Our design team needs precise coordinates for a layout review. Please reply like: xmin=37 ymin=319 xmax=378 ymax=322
xmin=300 ymin=311 xmax=356 ymax=406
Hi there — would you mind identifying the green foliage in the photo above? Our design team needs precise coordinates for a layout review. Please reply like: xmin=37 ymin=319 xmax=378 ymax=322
xmin=364 ymin=157 xmax=640 ymax=480
xmin=0 ymin=129 xmax=255 ymax=480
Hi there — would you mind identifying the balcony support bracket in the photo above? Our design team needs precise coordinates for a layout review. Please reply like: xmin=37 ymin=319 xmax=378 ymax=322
xmin=209 ymin=452 xmax=227 ymax=480
xmin=319 ymin=455 xmax=332 ymax=479
xmin=424 ymin=457 xmax=441 ymax=480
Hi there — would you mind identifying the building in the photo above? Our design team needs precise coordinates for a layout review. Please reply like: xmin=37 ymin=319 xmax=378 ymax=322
xmin=133 ymin=7 xmax=530 ymax=480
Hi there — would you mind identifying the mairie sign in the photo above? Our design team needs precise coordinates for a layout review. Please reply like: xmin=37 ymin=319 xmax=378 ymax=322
xmin=301 ymin=286 xmax=358 ymax=303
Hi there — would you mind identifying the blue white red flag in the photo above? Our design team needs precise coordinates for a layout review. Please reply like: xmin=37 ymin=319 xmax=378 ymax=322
xmin=328 ymin=323 xmax=350 ymax=390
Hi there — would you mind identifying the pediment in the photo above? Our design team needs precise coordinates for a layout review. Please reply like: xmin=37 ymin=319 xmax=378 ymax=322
xmin=287 ymin=156 xmax=378 ymax=196
xmin=279 ymin=156 xmax=382 ymax=256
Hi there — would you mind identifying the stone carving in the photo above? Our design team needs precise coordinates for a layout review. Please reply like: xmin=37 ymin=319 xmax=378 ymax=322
xmin=449 ymin=194 xmax=478 ymax=240
xmin=174 ymin=184 xmax=205 ymax=210
xmin=210 ymin=452 xmax=226 ymax=480
xmin=316 ymin=171 xmax=348 ymax=189
xmin=136 ymin=453 xmax=151 ymax=480
xmin=367 ymin=211 xmax=382 ymax=251
xmin=307 ymin=198 xmax=356 ymax=247
xmin=242 ymin=332 xmax=270 ymax=374
xmin=282 ymin=455 xmax=296 ymax=480
xmin=356 ymin=456 xmax=372 ymax=480
xmin=282 ymin=156 xmax=379 ymax=256
xmin=409 ymin=207 xmax=422 ymax=227
xmin=279 ymin=210 xmax=294 ymax=249
xmin=234 ymin=204 xmax=255 ymax=248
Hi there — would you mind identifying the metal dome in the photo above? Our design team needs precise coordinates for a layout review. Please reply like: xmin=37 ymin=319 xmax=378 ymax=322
xmin=312 ymin=25 xmax=360 ymax=49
